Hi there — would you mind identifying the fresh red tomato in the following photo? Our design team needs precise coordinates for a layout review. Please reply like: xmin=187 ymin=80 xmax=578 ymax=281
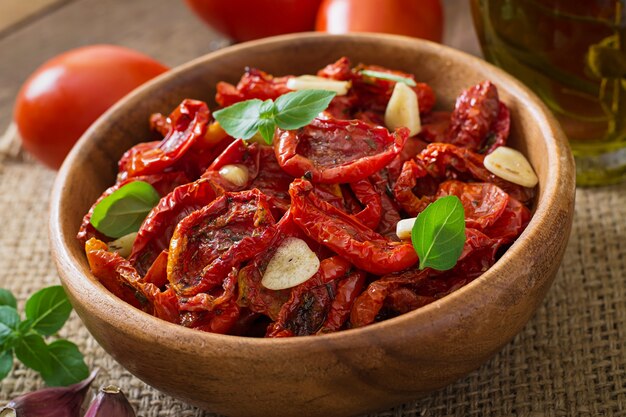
xmin=315 ymin=0 xmax=444 ymax=43
xmin=183 ymin=0 xmax=323 ymax=42
xmin=14 ymin=45 xmax=168 ymax=170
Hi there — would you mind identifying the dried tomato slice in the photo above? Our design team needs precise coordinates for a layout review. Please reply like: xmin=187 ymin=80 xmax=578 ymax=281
xmin=482 ymin=102 xmax=510 ymax=154
xmin=348 ymin=178 xmax=382 ymax=229
xmin=418 ymin=111 xmax=451 ymax=143
xmin=215 ymin=67 xmax=292 ymax=107
xmin=350 ymin=269 xmax=431 ymax=328
xmin=77 ymin=171 xmax=190 ymax=244
xmin=483 ymin=196 xmax=531 ymax=244
xmin=446 ymin=81 xmax=500 ymax=151
xmin=419 ymin=143 xmax=534 ymax=204
xmin=275 ymin=117 xmax=409 ymax=184
xmin=393 ymin=159 xmax=434 ymax=216
xmin=118 ymin=99 xmax=211 ymax=179
xmin=167 ymin=189 xmax=277 ymax=296
xmin=85 ymin=238 xmax=145 ymax=309
xmin=289 ymin=179 xmax=417 ymax=275
xmin=266 ymin=256 xmax=353 ymax=337
xmin=177 ymin=268 xmax=238 ymax=312
xmin=179 ymin=299 xmax=241 ymax=335
xmin=317 ymin=270 xmax=366 ymax=334
xmin=129 ymin=178 xmax=220 ymax=275
xmin=435 ymin=180 xmax=509 ymax=230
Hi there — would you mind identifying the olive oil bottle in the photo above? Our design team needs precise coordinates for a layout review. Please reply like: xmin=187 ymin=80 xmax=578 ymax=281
xmin=471 ymin=0 xmax=626 ymax=185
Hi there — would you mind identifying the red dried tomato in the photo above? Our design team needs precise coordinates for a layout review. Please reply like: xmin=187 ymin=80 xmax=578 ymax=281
xmin=118 ymin=99 xmax=211 ymax=179
xmin=317 ymin=270 xmax=366 ymax=334
xmin=289 ymin=179 xmax=417 ymax=275
xmin=347 ymin=178 xmax=382 ymax=229
xmin=266 ymin=256 xmax=353 ymax=337
xmin=275 ymin=117 xmax=408 ymax=184
xmin=129 ymin=178 xmax=220 ymax=275
xmin=216 ymin=67 xmax=292 ymax=107
xmin=167 ymin=189 xmax=277 ymax=296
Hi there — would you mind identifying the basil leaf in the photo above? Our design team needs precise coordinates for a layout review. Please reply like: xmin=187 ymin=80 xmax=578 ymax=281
xmin=0 ymin=323 xmax=12 ymax=346
xmin=0 ymin=306 xmax=20 ymax=329
xmin=257 ymin=119 xmax=277 ymax=145
xmin=360 ymin=69 xmax=417 ymax=87
xmin=275 ymin=90 xmax=336 ymax=130
xmin=0 ymin=350 xmax=13 ymax=380
xmin=0 ymin=289 xmax=17 ymax=309
xmin=90 ymin=181 xmax=161 ymax=238
xmin=213 ymin=99 xmax=263 ymax=140
xmin=25 ymin=286 xmax=72 ymax=336
xmin=41 ymin=340 xmax=89 ymax=386
xmin=14 ymin=333 xmax=52 ymax=375
xmin=412 ymin=195 xmax=466 ymax=271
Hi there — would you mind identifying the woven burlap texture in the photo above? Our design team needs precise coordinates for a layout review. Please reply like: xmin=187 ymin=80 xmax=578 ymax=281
xmin=0 ymin=156 xmax=624 ymax=417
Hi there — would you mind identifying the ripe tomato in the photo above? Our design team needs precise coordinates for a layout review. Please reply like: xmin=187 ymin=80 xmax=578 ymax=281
xmin=183 ymin=0 xmax=323 ymax=42
xmin=315 ymin=0 xmax=444 ymax=43
xmin=14 ymin=45 xmax=168 ymax=170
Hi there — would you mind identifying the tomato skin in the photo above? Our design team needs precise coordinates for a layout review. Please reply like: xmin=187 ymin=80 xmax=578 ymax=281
xmin=183 ymin=0 xmax=323 ymax=42
xmin=315 ymin=0 xmax=444 ymax=43
xmin=14 ymin=45 xmax=168 ymax=170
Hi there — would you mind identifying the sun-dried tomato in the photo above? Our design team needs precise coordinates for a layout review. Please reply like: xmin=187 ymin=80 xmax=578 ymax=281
xmin=118 ymin=99 xmax=212 ymax=179
xmin=484 ymin=196 xmax=531 ymax=245
xmin=129 ymin=178 xmax=220 ymax=275
xmin=167 ymin=189 xmax=277 ymax=296
xmin=347 ymin=178 xmax=382 ymax=229
xmin=216 ymin=67 xmax=292 ymax=107
xmin=482 ymin=102 xmax=510 ymax=154
xmin=289 ymin=179 xmax=417 ymax=274
xmin=317 ymin=270 xmax=366 ymax=334
xmin=418 ymin=111 xmax=451 ymax=143
xmin=435 ymin=180 xmax=509 ymax=230
xmin=350 ymin=268 xmax=430 ymax=328
xmin=446 ymin=81 xmax=499 ymax=151
xmin=275 ymin=117 xmax=408 ymax=184
xmin=179 ymin=299 xmax=241 ymax=335
xmin=266 ymin=256 xmax=352 ymax=337
xmin=393 ymin=159 xmax=433 ymax=217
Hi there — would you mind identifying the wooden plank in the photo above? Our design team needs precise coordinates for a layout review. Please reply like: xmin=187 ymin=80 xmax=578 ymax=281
xmin=0 ymin=0 xmax=67 ymax=33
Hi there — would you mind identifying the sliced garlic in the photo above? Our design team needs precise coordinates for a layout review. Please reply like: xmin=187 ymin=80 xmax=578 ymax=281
xmin=484 ymin=146 xmax=538 ymax=188
xmin=286 ymin=75 xmax=350 ymax=96
xmin=262 ymin=237 xmax=320 ymax=290
xmin=219 ymin=164 xmax=249 ymax=187
xmin=396 ymin=217 xmax=417 ymax=240
xmin=107 ymin=232 xmax=138 ymax=258
xmin=384 ymin=81 xmax=421 ymax=136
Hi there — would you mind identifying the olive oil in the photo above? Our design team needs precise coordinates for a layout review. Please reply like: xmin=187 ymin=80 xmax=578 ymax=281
xmin=471 ymin=0 xmax=626 ymax=185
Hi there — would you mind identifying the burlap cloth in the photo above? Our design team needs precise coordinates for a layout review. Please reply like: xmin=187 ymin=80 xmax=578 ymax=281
xmin=0 ymin=144 xmax=624 ymax=417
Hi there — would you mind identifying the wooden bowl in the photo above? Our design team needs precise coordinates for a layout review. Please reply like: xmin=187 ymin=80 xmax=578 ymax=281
xmin=49 ymin=33 xmax=575 ymax=417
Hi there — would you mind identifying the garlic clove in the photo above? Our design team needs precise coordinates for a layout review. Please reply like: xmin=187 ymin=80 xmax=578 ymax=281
xmin=261 ymin=237 xmax=320 ymax=290
xmin=483 ymin=146 xmax=538 ymax=188
xmin=396 ymin=217 xmax=417 ymax=240
xmin=384 ymin=81 xmax=421 ymax=136
xmin=1 ymin=369 xmax=97 ymax=417
xmin=84 ymin=385 xmax=135 ymax=417
xmin=218 ymin=164 xmax=249 ymax=188
xmin=107 ymin=232 xmax=138 ymax=258
xmin=286 ymin=75 xmax=350 ymax=95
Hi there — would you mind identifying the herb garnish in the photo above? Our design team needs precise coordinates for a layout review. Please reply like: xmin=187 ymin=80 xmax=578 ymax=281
xmin=0 ymin=286 xmax=88 ymax=386
xmin=411 ymin=196 xmax=466 ymax=271
xmin=359 ymin=69 xmax=417 ymax=87
xmin=90 ymin=180 xmax=160 ymax=238
xmin=213 ymin=89 xmax=337 ymax=144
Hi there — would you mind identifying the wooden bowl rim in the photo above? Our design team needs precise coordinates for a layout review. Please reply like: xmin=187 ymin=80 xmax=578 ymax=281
xmin=49 ymin=32 xmax=574 ymax=351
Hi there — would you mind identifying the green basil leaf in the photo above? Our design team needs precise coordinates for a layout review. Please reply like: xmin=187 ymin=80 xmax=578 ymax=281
xmin=274 ymin=90 xmax=337 ymax=130
xmin=359 ymin=69 xmax=417 ymax=87
xmin=412 ymin=195 xmax=466 ymax=271
xmin=213 ymin=99 xmax=263 ymax=140
xmin=0 ymin=289 xmax=17 ymax=309
xmin=0 ymin=323 xmax=12 ymax=346
xmin=25 ymin=286 xmax=72 ymax=336
xmin=90 ymin=181 xmax=161 ymax=238
xmin=41 ymin=340 xmax=89 ymax=387
xmin=0 ymin=306 xmax=20 ymax=330
xmin=0 ymin=350 xmax=13 ymax=380
xmin=14 ymin=333 xmax=52 ymax=375
xmin=257 ymin=119 xmax=277 ymax=145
